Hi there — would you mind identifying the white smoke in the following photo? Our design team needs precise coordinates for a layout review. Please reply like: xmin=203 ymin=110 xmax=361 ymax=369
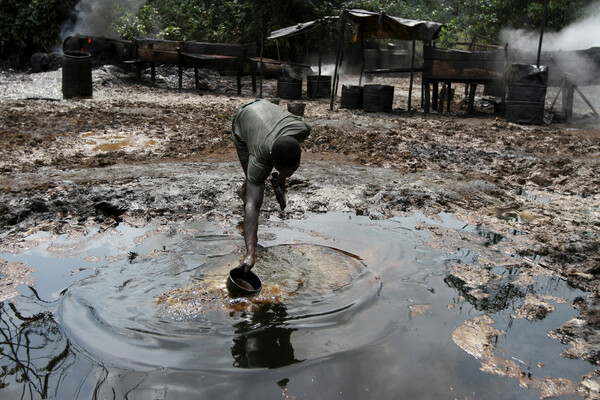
xmin=500 ymin=3 xmax=600 ymax=121
xmin=60 ymin=0 xmax=146 ymax=40
xmin=500 ymin=3 xmax=600 ymax=51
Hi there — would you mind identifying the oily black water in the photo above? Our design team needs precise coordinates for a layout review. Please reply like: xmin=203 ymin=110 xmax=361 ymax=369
xmin=0 ymin=212 xmax=593 ymax=399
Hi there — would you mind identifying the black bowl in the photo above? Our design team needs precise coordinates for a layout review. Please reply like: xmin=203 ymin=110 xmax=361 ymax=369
xmin=227 ymin=268 xmax=262 ymax=297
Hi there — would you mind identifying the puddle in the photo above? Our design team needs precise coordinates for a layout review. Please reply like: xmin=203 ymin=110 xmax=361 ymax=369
xmin=0 ymin=212 xmax=594 ymax=399
xmin=80 ymin=130 xmax=159 ymax=152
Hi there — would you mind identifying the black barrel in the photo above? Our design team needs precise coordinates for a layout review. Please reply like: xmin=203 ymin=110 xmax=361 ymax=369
xmin=307 ymin=75 xmax=331 ymax=98
xmin=62 ymin=51 xmax=92 ymax=98
xmin=363 ymin=84 xmax=394 ymax=112
xmin=390 ymin=50 xmax=409 ymax=69
xmin=505 ymin=63 xmax=548 ymax=125
xmin=364 ymin=49 xmax=380 ymax=70
xmin=340 ymin=85 xmax=363 ymax=109
xmin=363 ymin=49 xmax=391 ymax=70
xmin=277 ymin=77 xmax=302 ymax=99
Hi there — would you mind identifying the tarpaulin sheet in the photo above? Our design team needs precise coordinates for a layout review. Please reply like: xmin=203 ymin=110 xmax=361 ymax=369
xmin=267 ymin=9 xmax=443 ymax=43
xmin=267 ymin=16 xmax=338 ymax=40
xmin=346 ymin=9 xmax=444 ymax=42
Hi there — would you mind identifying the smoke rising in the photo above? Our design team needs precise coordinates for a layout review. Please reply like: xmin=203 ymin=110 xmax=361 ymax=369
xmin=500 ymin=3 xmax=600 ymax=51
xmin=60 ymin=0 xmax=146 ymax=40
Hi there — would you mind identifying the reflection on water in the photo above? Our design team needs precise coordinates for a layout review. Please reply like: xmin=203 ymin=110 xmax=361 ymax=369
xmin=231 ymin=303 xmax=302 ymax=369
xmin=0 ymin=212 xmax=595 ymax=399
xmin=445 ymin=273 xmax=526 ymax=313
xmin=0 ymin=299 xmax=69 ymax=398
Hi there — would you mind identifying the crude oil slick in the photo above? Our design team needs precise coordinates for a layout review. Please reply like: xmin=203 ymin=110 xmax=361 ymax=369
xmin=0 ymin=212 xmax=596 ymax=399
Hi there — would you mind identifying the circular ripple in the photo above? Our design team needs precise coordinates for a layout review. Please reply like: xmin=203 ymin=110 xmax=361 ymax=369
xmin=59 ymin=243 xmax=381 ymax=370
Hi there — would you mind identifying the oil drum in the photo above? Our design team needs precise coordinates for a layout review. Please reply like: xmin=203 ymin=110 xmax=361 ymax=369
xmin=363 ymin=49 xmax=380 ymax=71
xmin=340 ymin=85 xmax=363 ymax=109
xmin=306 ymin=75 xmax=331 ymax=98
xmin=390 ymin=50 xmax=409 ymax=69
xmin=277 ymin=77 xmax=302 ymax=99
xmin=505 ymin=63 xmax=548 ymax=125
xmin=363 ymin=84 xmax=394 ymax=112
xmin=62 ymin=51 xmax=93 ymax=98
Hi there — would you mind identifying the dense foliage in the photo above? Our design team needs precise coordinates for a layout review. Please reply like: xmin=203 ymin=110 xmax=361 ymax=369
xmin=1 ymin=0 xmax=598 ymax=66
xmin=0 ymin=0 xmax=77 ymax=64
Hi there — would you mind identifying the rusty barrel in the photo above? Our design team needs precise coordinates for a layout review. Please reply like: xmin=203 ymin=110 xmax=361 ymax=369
xmin=277 ymin=77 xmax=302 ymax=99
xmin=62 ymin=51 xmax=92 ymax=98
xmin=307 ymin=75 xmax=331 ymax=98
xmin=505 ymin=63 xmax=548 ymax=125
xmin=363 ymin=84 xmax=394 ymax=112
xmin=340 ymin=85 xmax=363 ymax=109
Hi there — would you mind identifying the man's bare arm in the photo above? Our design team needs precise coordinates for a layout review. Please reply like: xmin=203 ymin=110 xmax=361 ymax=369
xmin=239 ymin=180 xmax=264 ymax=272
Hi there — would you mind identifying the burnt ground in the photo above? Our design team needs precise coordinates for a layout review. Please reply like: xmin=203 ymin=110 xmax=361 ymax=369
xmin=0 ymin=65 xmax=600 ymax=396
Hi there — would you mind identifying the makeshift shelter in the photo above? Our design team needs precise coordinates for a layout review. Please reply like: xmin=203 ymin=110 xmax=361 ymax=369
xmin=256 ymin=16 xmax=338 ymax=98
xmin=330 ymin=9 xmax=444 ymax=110
xmin=261 ymin=9 xmax=443 ymax=108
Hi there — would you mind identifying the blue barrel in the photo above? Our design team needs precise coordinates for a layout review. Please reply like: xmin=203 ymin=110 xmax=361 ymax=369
xmin=62 ymin=51 xmax=92 ymax=98
xmin=363 ymin=84 xmax=394 ymax=112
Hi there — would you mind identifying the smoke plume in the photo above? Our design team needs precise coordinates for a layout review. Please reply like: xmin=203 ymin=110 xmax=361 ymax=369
xmin=61 ymin=0 xmax=146 ymax=40
xmin=500 ymin=3 xmax=600 ymax=51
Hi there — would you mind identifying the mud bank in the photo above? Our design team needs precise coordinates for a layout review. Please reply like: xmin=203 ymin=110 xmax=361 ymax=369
xmin=1 ymin=65 xmax=600 ymax=397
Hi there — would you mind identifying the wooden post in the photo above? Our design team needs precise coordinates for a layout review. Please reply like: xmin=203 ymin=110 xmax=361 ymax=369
xmin=359 ymin=34 xmax=365 ymax=86
xmin=562 ymin=82 xmax=575 ymax=122
xmin=259 ymin=33 xmax=264 ymax=98
xmin=549 ymin=79 xmax=566 ymax=111
xmin=177 ymin=48 xmax=183 ymax=89
xmin=467 ymin=83 xmax=477 ymax=114
xmin=446 ymin=82 xmax=452 ymax=112
xmin=537 ymin=0 xmax=549 ymax=68
xmin=501 ymin=44 xmax=508 ymax=110
xmin=178 ymin=64 xmax=183 ymax=89
xmin=408 ymin=36 xmax=416 ymax=111
xmin=432 ymin=81 xmax=439 ymax=110
xmin=330 ymin=11 xmax=346 ymax=110
xmin=574 ymin=86 xmax=600 ymax=118
xmin=313 ymin=24 xmax=323 ymax=101
xmin=424 ymin=81 xmax=430 ymax=113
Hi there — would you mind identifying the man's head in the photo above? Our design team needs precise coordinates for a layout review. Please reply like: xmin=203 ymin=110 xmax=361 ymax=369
xmin=272 ymin=136 xmax=301 ymax=177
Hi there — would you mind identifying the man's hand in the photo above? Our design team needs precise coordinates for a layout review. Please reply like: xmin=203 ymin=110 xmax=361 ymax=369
xmin=238 ymin=254 xmax=255 ymax=273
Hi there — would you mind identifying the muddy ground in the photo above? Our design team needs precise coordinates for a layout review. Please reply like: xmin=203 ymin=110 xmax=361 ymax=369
xmin=1 ymin=65 xmax=599 ymax=396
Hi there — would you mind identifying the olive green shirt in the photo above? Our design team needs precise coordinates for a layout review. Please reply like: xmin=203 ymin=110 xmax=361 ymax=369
xmin=232 ymin=99 xmax=310 ymax=185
